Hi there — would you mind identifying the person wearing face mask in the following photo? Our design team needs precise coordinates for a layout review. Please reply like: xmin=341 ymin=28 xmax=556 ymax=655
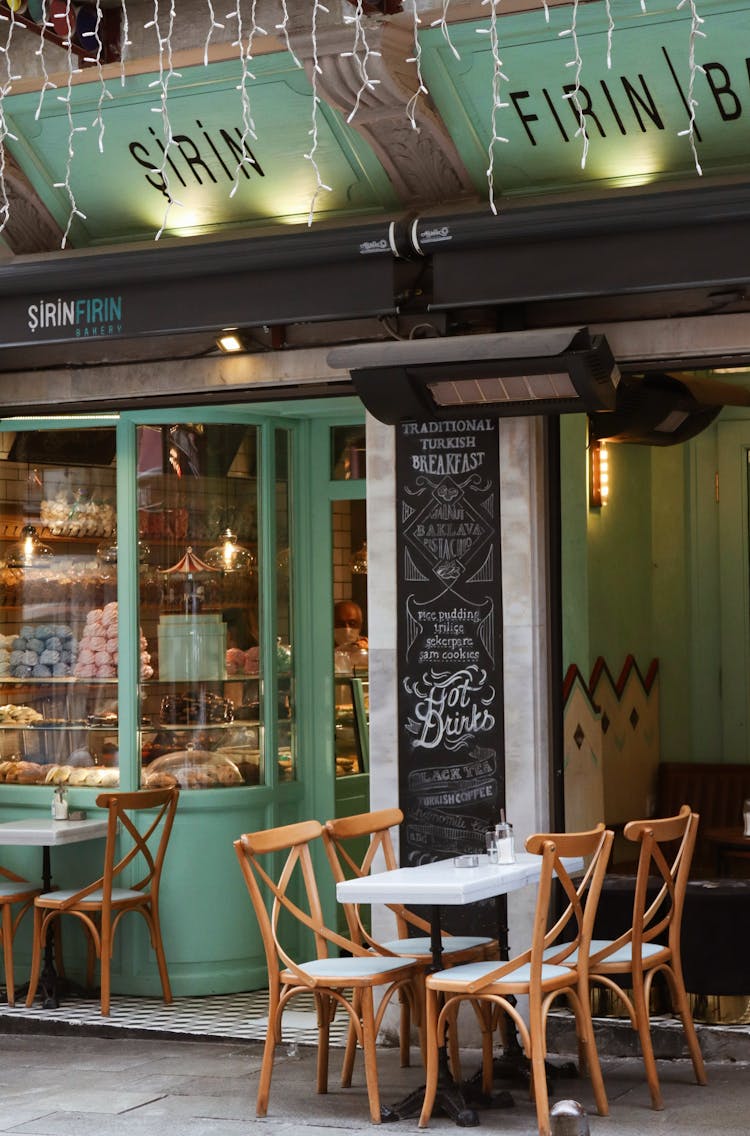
xmin=334 ymin=600 xmax=368 ymax=674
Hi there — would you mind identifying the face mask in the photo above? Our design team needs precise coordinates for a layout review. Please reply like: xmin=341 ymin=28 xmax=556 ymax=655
xmin=334 ymin=626 xmax=360 ymax=646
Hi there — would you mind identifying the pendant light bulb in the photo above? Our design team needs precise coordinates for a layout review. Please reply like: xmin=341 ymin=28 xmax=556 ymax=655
xmin=7 ymin=524 xmax=53 ymax=567
xmin=204 ymin=528 xmax=256 ymax=573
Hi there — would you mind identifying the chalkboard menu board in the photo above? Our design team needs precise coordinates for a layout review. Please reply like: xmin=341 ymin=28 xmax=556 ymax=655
xmin=396 ymin=417 xmax=504 ymax=895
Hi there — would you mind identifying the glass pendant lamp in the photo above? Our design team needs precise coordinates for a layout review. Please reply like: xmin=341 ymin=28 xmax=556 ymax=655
xmin=204 ymin=528 xmax=256 ymax=573
xmin=349 ymin=541 xmax=368 ymax=575
xmin=7 ymin=524 xmax=53 ymax=567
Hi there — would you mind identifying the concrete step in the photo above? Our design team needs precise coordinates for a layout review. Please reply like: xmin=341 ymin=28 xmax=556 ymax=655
xmin=548 ymin=1010 xmax=750 ymax=1063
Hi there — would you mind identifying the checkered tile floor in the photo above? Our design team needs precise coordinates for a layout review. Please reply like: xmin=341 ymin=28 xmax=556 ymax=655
xmin=0 ymin=989 xmax=349 ymax=1046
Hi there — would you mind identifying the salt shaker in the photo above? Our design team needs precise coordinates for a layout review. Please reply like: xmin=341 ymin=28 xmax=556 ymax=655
xmin=52 ymin=785 xmax=69 ymax=821
xmin=495 ymin=820 xmax=515 ymax=864
xmin=743 ymin=798 xmax=750 ymax=837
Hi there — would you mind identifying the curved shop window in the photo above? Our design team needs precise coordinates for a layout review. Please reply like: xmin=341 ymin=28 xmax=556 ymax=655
xmin=0 ymin=413 xmax=295 ymax=794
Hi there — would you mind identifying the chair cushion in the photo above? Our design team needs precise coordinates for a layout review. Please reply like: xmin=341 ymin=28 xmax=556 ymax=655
xmin=295 ymin=955 xmax=412 ymax=980
xmin=0 ymin=882 xmax=36 ymax=898
xmin=38 ymin=887 xmax=145 ymax=905
xmin=430 ymin=958 xmax=571 ymax=986
xmin=379 ymin=935 xmax=493 ymax=957
xmin=544 ymin=939 xmax=666 ymax=966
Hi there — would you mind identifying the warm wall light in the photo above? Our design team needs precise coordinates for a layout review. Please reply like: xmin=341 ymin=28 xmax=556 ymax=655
xmin=589 ymin=441 xmax=609 ymax=509
xmin=216 ymin=329 xmax=247 ymax=353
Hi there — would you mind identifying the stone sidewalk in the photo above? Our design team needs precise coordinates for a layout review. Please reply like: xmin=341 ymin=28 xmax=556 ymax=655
xmin=1 ymin=1029 xmax=748 ymax=1136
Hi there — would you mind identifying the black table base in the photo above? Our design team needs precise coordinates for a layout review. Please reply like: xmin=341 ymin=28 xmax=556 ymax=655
xmin=383 ymin=1047 xmax=515 ymax=1126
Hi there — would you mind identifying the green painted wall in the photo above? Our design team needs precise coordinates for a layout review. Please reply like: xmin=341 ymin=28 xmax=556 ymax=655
xmin=562 ymin=403 xmax=750 ymax=767
xmin=587 ymin=441 xmax=654 ymax=666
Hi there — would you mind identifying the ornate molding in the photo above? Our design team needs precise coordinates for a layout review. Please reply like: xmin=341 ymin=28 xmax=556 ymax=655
xmin=287 ymin=19 xmax=476 ymax=208
xmin=3 ymin=156 xmax=62 ymax=254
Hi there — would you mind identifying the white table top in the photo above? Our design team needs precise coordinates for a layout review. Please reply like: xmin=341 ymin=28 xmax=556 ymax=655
xmin=336 ymin=852 xmax=584 ymax=907
xmin=0 ymin=817 xmax=109 ymax=847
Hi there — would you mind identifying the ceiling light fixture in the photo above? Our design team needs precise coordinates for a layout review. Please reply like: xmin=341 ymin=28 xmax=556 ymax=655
xmin=216 ymin=329 xmax=248 ymax=354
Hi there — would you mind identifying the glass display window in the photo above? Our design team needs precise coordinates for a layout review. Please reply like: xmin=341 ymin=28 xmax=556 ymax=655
xmin=0 ymin=407 xmax=362 ymax=799
xmin=137 ymin=422 xmax=267 ymax=790
xmin=274 ymin=428 xmax=295 ymax=784
xmin=331 ymin=425 xmax=366 ymax=481
xmin=0 ymin=423 xmax=121 ymax=790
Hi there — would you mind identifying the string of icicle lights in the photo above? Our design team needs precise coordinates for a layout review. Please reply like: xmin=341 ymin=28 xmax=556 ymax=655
xmin=0 ymin=0 xmax=707 ymax=246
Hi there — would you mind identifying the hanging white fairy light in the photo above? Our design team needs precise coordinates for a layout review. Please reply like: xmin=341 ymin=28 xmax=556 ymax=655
xmin=146 ymin=0 xmax=183 ymax=239
xmin=120 ymin=0 xmax=132 ymax=85
xmin=342 ymin=0 xmax=381 ymax=124
xmin=0 ymin=5 xmax=20 ymax=235
xmin=559 ymin=0 xmax=589 ymax=169
xmin=405 ymin=0 xmax=428 ymax=131
xmin=431 ymin=0 xmax=461 ymax=61
xmin=476 ymin=0 xmax=508 ymax=216
xmin=34 ymin=1 xmax=57 ymax=121
xmin=54 ymin=0 xmax=87 ymax=247
xmin=275 ymin=0 xmax=302 ymax=69
xmin=203 ymin=0 xmax=224 ymax=66
xmin=676 ymin=0 xmax=705 ymax=175
xmin=86 ymin=0 xmax=114 ymax=153
xmin=306 ymin=0 xmax=333 ymax=225
xmin=227 ymin=0 xmax=267 ymax=198
xmin=604 ymin=0 xmax=615 ymax=68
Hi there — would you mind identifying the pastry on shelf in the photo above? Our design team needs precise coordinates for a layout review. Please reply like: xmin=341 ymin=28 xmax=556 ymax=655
xmin=2 ymin=759 xmax=44 ymax=783
xmin=159 ymin=691 xmax=234 ymax=725
xmin=0 ymin=704 xmax=43 ymax=724
xmin=145 ymin=746 xmax=243 ymax=789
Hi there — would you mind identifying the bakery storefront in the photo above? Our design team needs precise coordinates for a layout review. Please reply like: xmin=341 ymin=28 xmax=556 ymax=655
xmin=3 ymin=0 xmax=750 ymax=1002
xmin=0 ymin=399 xmax=370 ymax=996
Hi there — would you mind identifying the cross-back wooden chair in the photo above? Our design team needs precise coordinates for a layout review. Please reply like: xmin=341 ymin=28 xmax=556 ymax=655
xmin=0 ymin=866 xmax=40 ymax=1006
xmin=322 ymin=808 xmax=496 ymax=1069
xmin=418 ymin=825 xmax=614 ymax=1136
xmin=234 ymin=818 xmax=420 ymax=1124
xmin=25 ymin=787 xmax=179 ymax=1016
xmin=586 ymin=805 xmax=707 ymax=1110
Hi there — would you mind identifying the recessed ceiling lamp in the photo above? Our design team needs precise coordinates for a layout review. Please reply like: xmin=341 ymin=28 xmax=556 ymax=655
xmin=216 ymin=329 xmax=248 ymax=354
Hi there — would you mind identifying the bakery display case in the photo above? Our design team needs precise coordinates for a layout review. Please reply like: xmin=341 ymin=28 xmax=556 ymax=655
xmin=334 ymin=676 xmax=369 ymax=777
xmin=0 ymin=418 xmax=297 ymax=792
xmin=0 ymin=426 xmax=124 ymax=789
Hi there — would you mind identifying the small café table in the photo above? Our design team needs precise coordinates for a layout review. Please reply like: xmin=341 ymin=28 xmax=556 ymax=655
xmin=336 ymin=850 xmax=584 ymax=1125
xmin=704 ymin=826 xmax=750 ymax=876
xmin=0 ymin=816 xmax=109 ymax=1008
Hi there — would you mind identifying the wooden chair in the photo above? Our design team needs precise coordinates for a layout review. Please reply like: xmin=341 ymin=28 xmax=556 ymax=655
xmin=418 ymin=825 xmax=614 ymax=1136
xmin=25 ymin=787 xmax=179 ymax=1016
xmin=322 ymin=808 xmax=496 ymax=1068
xmin=234 ymin=818 xmax=420 ymax=1124
xmin=1 ymin=866 xmax=40 ymax=1006
xmin=587 ymin=806 xmax=707 ymax=1110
